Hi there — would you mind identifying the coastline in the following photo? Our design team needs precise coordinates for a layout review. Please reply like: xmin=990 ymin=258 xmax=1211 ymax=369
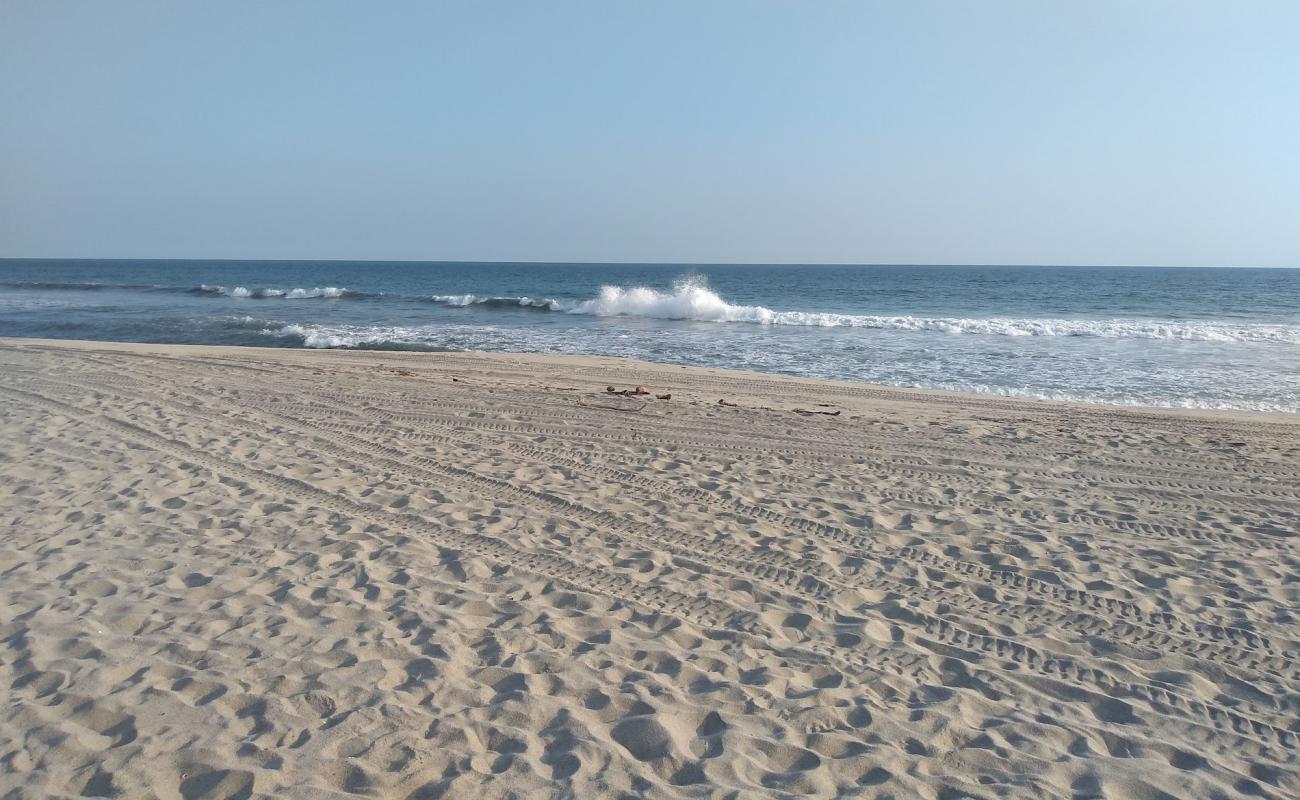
xmin=2 ymin=338 xmax=1297 ymax=798
xmin=3 ymin=336 xmax=1297 ymax=424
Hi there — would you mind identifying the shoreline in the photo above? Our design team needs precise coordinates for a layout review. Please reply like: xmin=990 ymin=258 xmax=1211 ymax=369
xmin=2 ymin=338 xmax=1297 ymax=798
xmin=3 ymin=336 xmax=1296 ymax=425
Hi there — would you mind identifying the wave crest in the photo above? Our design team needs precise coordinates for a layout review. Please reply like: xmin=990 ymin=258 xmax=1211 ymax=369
xmin=192 ymin=284 xmax=355 ymax=299
xmin=268 ymin=323 xmax=448 ymax=351
xmin=10 ymin=277 xmax=1295 ymax=343
xmin=430 ymin=294 xmax=561 ymax=310
xmin=568 ymin=278 xmax=767 ymax=322
xmin=555 ymin=278 xmax=1299 ymax=342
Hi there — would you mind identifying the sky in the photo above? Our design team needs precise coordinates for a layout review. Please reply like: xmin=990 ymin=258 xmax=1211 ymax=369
xmin=1 ymin=1 xmax=1298 ymax=267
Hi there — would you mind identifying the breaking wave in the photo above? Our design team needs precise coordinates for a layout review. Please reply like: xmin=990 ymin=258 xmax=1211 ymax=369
xmin=6 ymin=276 xmax=1297 ymax=342
xmin=407 ymin=278 xmax=1300 ymax=342
xmin=191 ymin=284 xmax=357 ymax=299
xmin=429 ymin=294 xmax=562 ymax=310
xmin=267 ymin=323 xmax=449 ymax=351
xmin=554 ymin=278 xmax=1300 ymax=343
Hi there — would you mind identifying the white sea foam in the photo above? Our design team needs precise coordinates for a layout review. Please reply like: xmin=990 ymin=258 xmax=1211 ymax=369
xmin=894 ymin=381 xmax=1300 ymax=415
xmin=568 ymin=279 xmax=764 ymax=322
xmin=430 ymin=293 xmax=562 ymax=310
xmin=196 ymin=285 xmax=351 ymax=299
xmin=431 ymin=293 xmax=476 ymax=307
xmin=271 ymin=323 xmax=406 ymax=349
xmin=261 ymin=321 xmax=1298 ymax=413
xmin=287 ymin=287 xmax=348 ymax=299
xmin=555 ymin=278 xmax=1300 ymax=343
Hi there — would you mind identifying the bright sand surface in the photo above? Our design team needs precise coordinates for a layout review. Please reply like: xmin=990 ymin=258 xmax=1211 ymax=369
xmin=1 ymin=338 xmax=1298 ymax=799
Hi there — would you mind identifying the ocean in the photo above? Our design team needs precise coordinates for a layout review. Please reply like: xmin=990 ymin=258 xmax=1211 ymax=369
xmin=2 ymin=259 xmax=1297 ymax=413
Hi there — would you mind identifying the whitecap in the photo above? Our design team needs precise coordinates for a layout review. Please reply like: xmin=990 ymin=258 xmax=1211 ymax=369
xmin=559 ymin=277 xmax=1300 ymax=343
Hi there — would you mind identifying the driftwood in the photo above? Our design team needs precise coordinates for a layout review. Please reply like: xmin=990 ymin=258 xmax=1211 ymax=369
xmin=606 ymin=385 xmax=652 ymax=397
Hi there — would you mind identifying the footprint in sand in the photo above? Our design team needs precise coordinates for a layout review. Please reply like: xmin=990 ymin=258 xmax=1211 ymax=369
xmin=179 ymin=768 xmax=254 ymax=800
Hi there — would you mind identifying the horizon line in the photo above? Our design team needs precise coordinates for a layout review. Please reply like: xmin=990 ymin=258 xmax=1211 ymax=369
xmin=1 ymin=257 xmax=1297 ymax=270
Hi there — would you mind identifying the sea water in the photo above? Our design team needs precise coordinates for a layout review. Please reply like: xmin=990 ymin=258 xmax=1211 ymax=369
xmin=2 ymin=260 xmax=1297 ymax=413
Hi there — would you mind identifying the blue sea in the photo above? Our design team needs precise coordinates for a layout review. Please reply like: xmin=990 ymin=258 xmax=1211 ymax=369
xmin=2 ymin=259 xmax=1298 ymax=413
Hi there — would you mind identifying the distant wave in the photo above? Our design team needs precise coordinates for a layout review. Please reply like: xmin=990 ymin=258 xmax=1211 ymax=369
xmin=429 ymin=293 xmax=562 ymax=310
xmin=191 ymin=284 xmax=359 ymax=299
xmin=0 ymin=281 xmax=159 ymax=291
xmin=0 ymin=280 xmax=362 ymax=299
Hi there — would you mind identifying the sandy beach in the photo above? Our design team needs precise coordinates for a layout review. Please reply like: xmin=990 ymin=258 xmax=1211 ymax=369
xmin=1 ymin=338 xmax=1297 ymax=799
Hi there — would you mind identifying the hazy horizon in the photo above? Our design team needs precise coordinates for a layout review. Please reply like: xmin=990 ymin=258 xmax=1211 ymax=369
xmin=3 ymin=2 xmax=1298 ymax=267
xmin=4 ymin=257 xmax=1297 ymax=270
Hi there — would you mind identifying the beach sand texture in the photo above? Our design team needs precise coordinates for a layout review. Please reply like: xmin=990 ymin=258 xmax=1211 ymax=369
xmin=1 ymin=338 xmax=1298 ymax=799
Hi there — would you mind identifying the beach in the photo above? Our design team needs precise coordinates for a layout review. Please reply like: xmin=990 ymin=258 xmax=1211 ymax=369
xmin=5 ymin=262 xmax=1299 ymax=415
xmin=1 ymin=337 xmax=1297 ymax=799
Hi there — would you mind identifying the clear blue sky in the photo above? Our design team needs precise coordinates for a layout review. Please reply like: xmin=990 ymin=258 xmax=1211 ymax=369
xmin=2 ymin=1 xmax=1297 ymax=266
